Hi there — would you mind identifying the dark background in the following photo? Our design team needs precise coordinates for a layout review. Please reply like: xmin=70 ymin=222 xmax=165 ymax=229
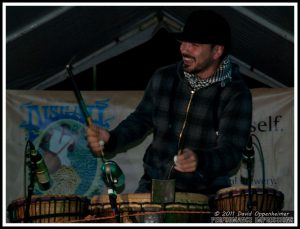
xmin=46 ymin=28 xmax=269 ymax=91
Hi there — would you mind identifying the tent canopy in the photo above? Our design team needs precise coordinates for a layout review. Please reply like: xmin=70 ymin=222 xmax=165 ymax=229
xmin=5 ymin=5 xmax=295 ymax=89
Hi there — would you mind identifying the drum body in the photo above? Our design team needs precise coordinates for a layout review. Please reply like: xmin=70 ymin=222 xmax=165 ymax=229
xmin=7 ymin=195 xmax=90 ymax=223
xmin=213 ymin=186 xmax=284 ymax=212
xmin=89 ymin=192 xmax=210 ymax=223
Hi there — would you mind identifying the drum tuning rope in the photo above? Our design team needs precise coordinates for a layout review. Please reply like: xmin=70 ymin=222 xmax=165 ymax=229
xmin=68 ymin=210 xmax=212 ymax=223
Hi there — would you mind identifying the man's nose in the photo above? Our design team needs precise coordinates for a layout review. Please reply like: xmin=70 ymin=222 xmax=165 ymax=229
xmin=180 ymin=41 xmax=193 ymax=54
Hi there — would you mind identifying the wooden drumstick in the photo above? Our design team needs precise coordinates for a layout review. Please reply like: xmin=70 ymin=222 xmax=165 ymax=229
xmin=66 ymin=64 xmax=105 ymax=159
xmin=66 ymin=64 xmax=92 ymax=126
xmin=177 ymin=90 xmax=195 ymax=156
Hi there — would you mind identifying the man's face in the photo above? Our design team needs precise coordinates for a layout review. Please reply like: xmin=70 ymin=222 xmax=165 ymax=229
xmin=180 ymin=42 xmax=217 ymax=76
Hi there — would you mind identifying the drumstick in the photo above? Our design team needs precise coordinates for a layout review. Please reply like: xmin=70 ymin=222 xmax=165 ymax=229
xmin=177 ymin=90 xmax=195 ymax=156
xmin=66 ymin=64 xmax=123 ymax=197
xmin=66 ymin=64 xmax=93 ymax=127
xmin=65 ymin=64 xmax=105 ymax=159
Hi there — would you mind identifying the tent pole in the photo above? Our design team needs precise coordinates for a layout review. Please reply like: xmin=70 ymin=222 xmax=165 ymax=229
xmin=92 ymin=65 xmax=97 ymax=91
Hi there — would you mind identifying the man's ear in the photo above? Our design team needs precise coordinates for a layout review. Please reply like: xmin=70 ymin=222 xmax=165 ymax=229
xmin=212 ymin=45 xmax=224 ymax=60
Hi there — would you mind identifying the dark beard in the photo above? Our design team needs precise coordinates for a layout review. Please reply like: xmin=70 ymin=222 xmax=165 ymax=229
xmin=183 ymin=56 xmax=215 ymax=76
xmin=183 ymin=63 xmax=210 ymax=75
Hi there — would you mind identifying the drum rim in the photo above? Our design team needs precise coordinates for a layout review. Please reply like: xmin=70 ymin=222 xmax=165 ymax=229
xmin=8 ymin=194 xmax=90 ymax=208
xmin=215 ymin=186 xmax=284 ymax=199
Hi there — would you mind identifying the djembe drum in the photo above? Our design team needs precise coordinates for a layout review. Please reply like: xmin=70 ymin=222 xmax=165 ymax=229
xmin=88 ymin=192 xmax=210 ymax=223
xmin=213 ymin=186 xmax=284 ymax=212
xmin=7 ymin=195 xmax=90 ymax=223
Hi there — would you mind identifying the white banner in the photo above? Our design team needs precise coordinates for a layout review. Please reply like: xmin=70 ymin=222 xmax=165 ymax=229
xmin=4 ymin=88 xmax=294 ymax=218
xmin=228 ymin=88 xmax=294 ymax=211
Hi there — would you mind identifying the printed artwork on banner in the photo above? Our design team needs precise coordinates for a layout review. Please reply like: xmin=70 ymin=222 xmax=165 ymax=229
xmin=19 ymin=99 xmax=113 ymax=198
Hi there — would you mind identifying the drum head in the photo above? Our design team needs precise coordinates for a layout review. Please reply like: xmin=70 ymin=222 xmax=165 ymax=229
xmin=216 ymin=185 xmax=257 ymax=195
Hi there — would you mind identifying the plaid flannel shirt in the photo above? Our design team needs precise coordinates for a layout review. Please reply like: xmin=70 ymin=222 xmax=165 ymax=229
xmin=107 ymin=60 xmax=252 ymax=194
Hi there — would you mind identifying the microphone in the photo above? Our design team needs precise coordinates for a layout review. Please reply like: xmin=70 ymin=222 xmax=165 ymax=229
xmin=101 ymin=161 xmax=123 ymax=223
xmin=101 ymin=161 xmax=125 ymax=190
xmin=28 ymin=141 xmax=51 ymax=190
xmin=240 ymin=135 xmax=255 ymax=185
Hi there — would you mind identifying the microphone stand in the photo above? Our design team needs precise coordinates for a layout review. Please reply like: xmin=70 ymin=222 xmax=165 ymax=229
xmin=104 ymin=164 xmax=121 ymax=223
xmin=252 ymin=134 xmax=266 ymax=212
xmin=242 ymin=135 xmax=255 ymax=214
xmin=244 ymin=136 xmax=255 ymax=223
xmin=107 ymin=185 xmax=120 ymax=223
xmin=246 ymin=157 xmax=254 ymax=212
xmin=24 ymin=145 xmax=35 ymax=223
